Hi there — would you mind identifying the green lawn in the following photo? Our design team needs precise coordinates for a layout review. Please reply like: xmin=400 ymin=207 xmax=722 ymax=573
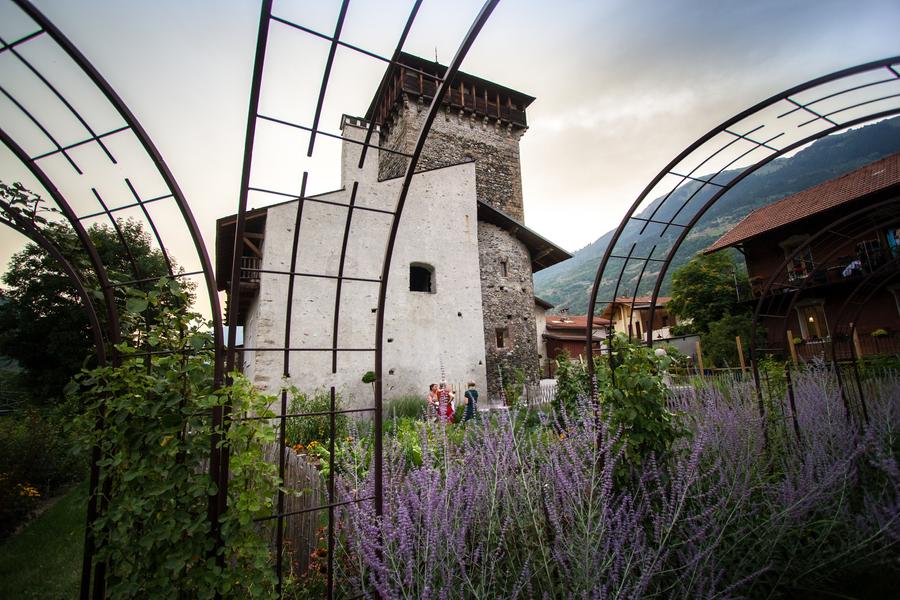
xmin=0 ymin=481 xmax=87 ymax=599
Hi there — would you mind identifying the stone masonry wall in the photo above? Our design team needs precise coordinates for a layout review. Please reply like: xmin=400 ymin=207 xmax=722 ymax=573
xmin=379 ymin=97 xmax=527 ymax=221
xmin=478 ymin=221 xmax=540 ymax=400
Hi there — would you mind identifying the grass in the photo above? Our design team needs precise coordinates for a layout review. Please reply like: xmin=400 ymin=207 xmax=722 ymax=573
xmin=384 ymin=394 xmax=428 ymax=420
xmin=0 ymin=480 xmax=87 ymax=599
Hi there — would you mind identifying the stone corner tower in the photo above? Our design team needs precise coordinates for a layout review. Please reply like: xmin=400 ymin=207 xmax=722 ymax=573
xmin=368 ymin=52 xmax=541 ymax=402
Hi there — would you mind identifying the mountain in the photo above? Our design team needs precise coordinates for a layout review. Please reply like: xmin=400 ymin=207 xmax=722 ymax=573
xmin=533 ymin=116 xmax=900 ymax=313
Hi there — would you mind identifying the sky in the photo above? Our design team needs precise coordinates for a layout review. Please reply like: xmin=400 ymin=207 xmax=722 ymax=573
xmin=0 ymin=0 xmax=898 ymax=288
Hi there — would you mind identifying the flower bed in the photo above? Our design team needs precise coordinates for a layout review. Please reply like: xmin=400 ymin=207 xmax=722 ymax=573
xmin=292 ymin=365 xmax=900 ymax=598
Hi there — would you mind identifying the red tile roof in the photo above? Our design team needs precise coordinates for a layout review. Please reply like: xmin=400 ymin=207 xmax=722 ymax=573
xmin=705 ymin=152 xmax=900 ymax=253
xmin=545 ymin=315 xmax=610 ymax=330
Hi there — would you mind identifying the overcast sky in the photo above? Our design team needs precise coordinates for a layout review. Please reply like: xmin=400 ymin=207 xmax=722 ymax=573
xmin=1 ymin=0 xmax=898 ymax=281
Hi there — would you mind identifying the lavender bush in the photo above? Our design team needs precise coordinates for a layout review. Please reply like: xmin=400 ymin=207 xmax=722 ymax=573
xmin=318 ymin=367 xmax=899 ymax=599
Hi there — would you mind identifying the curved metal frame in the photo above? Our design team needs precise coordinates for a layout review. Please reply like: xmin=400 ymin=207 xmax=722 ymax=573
xmin=226 ymin=0 xmax=500 ymax=594
xmin=0 ymin=212 xmax=110 ymax=591
xmin=2 ymin=1 xmax=225 ymax=596
xmin=586 ymin=56 xmax=900 ymax=398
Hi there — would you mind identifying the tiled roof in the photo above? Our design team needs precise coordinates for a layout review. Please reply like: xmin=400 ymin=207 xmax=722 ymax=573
xmin=545 ymin=315 xmax=610 ymax=330
xmin=705 ymin=152 xmax=900 ymax=253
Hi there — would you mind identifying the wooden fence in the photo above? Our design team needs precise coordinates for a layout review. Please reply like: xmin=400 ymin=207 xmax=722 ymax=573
xmin=524 ymin=381 xmax=556 ymax=407
xmin=263 ymin=444 xmax=326 ymax=576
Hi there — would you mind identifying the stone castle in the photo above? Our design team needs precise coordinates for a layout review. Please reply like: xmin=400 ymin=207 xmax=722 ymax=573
xmin=217 ymin=52 xmax=569 ymax=404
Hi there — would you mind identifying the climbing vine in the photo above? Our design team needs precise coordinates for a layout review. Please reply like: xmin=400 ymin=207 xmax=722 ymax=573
xmin=70 ymin=279 xmax=281 ymax=598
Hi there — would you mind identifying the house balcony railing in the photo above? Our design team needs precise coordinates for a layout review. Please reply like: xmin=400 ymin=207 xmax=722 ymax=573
xmin=240 ymin=256 xmax=260 ymax=284
xmin=753 ymin=245 xmax=900 ymax=298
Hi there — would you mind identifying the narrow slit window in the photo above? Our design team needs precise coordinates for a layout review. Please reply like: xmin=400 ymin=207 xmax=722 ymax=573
xmin=495 ymin=327 xmax=508 ymax=349
xmin=500 ymin=259 xmax=508 ymax=277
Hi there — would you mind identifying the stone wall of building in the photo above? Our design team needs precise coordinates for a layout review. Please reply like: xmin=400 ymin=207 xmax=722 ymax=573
xmin=477 ymin=221 xmax=540 ymax=400
xmin=379 ymin=97 xmax=527 ymax=221
xmin=534 ymin=303 xmax=549 ymax=378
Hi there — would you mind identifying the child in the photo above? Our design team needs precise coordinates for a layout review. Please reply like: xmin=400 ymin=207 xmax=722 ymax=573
xmin=427 ymin=383 xmax=439 ymax=419
xmin=463 ymin=380 xmax=478 ymax=421
xmin=438 ymin=382 xmax=454 ymax=422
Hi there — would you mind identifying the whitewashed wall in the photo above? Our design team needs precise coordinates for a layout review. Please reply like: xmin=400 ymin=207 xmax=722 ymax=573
xmin=243 ymin=119 xmax=488 ymax=407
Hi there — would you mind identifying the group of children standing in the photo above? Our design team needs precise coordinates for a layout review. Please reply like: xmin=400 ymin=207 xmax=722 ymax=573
xmin=427 ymin=380 xmax=478 ymax=422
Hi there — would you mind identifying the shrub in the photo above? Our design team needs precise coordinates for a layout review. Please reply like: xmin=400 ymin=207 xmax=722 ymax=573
xmin=597 ymin=334 xmax=687 ymax=473
xmin=0 ymin=409 xmax=82 ymax=537
xmin=70 ymin=279 xmax=280 ymax=598
xmin=552 ymin=350 xmax=590 ymax=415
xmin=502 ymin=366 xmax=526 ymax=408
xmin=700 ymin=312 xmax=764 ymax=368
xmin=283 ymin=388 xmax=349 ymax=450
xmin=553 ymin=335 xmax=687 ymax=474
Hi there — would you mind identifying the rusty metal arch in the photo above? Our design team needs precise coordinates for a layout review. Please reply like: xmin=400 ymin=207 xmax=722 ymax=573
xmin=0 ymin=209 xmax=110 ymax=593
xmin=225 ymin=0 xmax=501 ymax=594
xmin=2 ymin=1 xmax=227 ymax=596
xmin=586 ymin=56 xmax=900 ymax=396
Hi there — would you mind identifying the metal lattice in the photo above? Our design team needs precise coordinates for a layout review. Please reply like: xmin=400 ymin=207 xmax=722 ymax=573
xmin=225 ymin=0 xmax=500 ymax=595
xmin=2 ymin=0 xmax=504 ymax=597
xmin=586 ymin=56 xmax=900 ymax=395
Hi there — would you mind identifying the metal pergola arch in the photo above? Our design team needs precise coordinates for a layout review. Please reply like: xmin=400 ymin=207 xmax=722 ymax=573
xmin=2 ymin=0 xmax=226 ymax=596
xmin=586 ymin=55 xmax=900 ymax=396
xmin=226 ymin=0 xmax=501 ymax=594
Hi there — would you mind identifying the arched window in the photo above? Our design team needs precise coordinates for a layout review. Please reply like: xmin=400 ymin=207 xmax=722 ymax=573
xmin=409 ymin=263 xmax=434 ymax=293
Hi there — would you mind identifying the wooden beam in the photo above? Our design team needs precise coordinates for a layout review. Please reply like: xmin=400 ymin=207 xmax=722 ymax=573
xmin=736 ymin=335 xmax=747 ymax=372
xmin=243 ymin=236 xmax=262 ymax=258
xmin=852 ymin=325 xmax=864 ymax=361
xmin=786 ymin=329 xmax=799 ymax=366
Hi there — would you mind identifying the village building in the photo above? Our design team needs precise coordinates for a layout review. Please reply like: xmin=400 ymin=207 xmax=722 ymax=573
xmin=216 ymin=53 xmax=570 ymax=405
xmin=600 ymin=296 xmax=678 ymax=341
xmin=704 ymin=152 xmax=900 ymax=359
xmin=540 ymin=313 xmax=610 ymax=376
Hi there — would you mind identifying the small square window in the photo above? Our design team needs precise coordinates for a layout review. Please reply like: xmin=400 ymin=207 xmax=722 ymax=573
xmin=410 ymin=264 xmax=434 ymax=293
xmin=495 ymin=327 xmax=509 ymax=349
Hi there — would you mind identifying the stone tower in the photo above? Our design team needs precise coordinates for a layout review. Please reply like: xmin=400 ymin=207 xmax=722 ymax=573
xmin=369 ymin=52 xmax=540 ymax=400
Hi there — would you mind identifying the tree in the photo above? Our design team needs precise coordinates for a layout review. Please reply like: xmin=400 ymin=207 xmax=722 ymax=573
xmin=668 ymin=251 xmax=749 ymax=335
xmin=701 ymin=313 xmax=765 ymax=368
xmin=0 ymin=184 xmax=175 ymax=403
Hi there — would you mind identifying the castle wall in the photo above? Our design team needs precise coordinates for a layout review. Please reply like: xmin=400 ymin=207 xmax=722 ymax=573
xmin=477 ymin=221 xmax=540 ymax=400
xmin=534 ymin=304 xmax=549 ymax=377
xmin=379 ymin=98 xmax=526 ymax=221
xmin=242 ymin=121 xmax=488 ymax=407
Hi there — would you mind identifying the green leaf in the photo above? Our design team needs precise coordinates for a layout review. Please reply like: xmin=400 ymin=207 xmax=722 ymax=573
xmin=126 ymin=297 xmax=149 ymax=313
